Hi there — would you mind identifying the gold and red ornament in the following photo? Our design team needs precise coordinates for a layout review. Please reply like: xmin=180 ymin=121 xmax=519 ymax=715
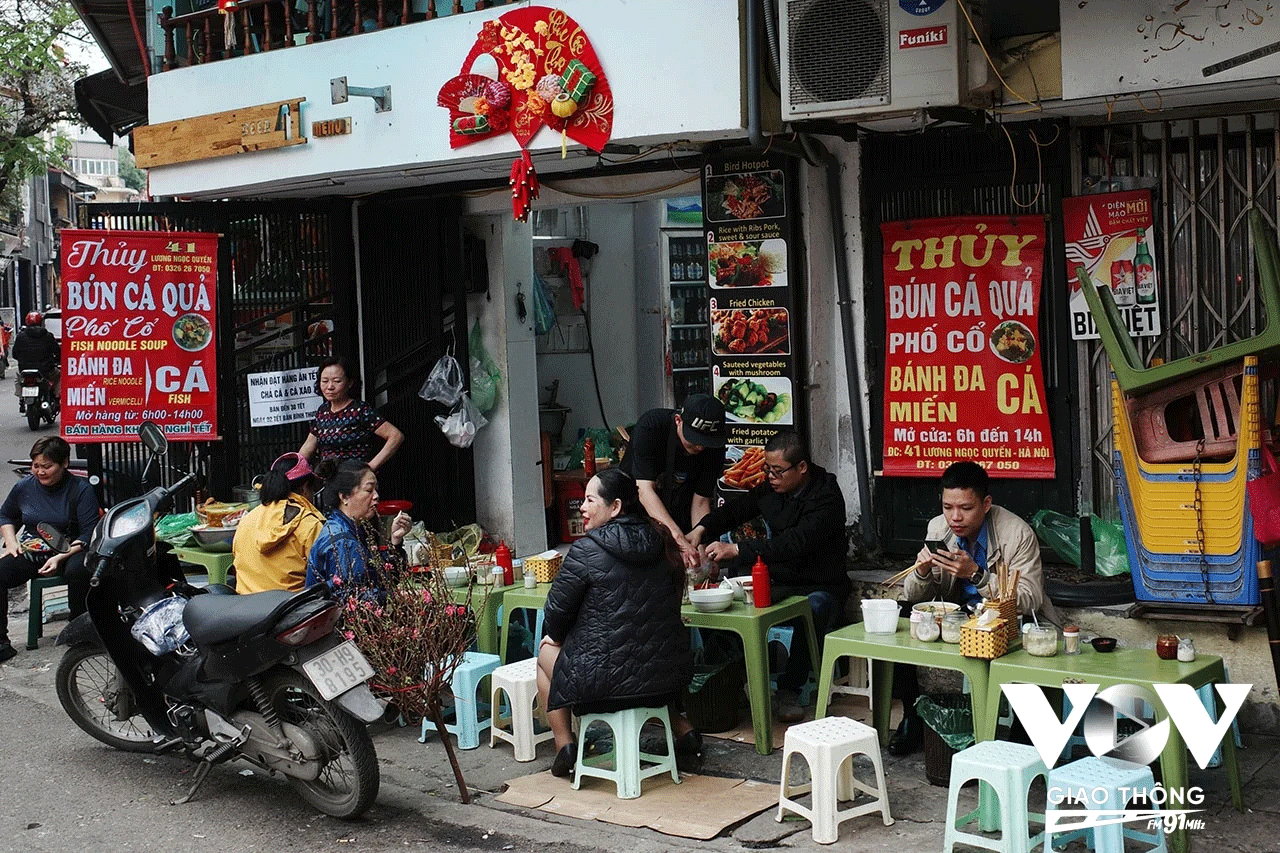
xmin=438 ymin=6 xmax=614 ymax=221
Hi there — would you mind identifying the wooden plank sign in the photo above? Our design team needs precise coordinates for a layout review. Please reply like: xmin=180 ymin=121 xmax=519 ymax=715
xmin=133 ymin=99 xmax=307 ymax=168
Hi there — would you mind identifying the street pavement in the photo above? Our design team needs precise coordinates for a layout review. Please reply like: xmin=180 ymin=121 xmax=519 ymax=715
xmin=0 ymin=407 xmax=1277 ymax=851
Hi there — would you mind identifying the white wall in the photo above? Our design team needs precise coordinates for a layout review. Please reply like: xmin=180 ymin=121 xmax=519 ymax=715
xmin=146 ymin=0 xmax=746 ymax=198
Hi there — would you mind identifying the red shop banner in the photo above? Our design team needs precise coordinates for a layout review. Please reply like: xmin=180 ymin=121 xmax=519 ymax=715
xmin=60 ymin=230 xmax=219 ymax=442
xmin=880 ymin=216 xmax=1055 ymax=479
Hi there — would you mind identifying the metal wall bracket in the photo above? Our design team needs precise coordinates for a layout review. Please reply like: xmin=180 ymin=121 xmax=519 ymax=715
xmin=330 ymin=77 xmax=392 ymax=113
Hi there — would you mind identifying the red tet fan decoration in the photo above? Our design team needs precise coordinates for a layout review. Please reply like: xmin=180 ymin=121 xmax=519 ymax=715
xmin=437 ymin=6 xmax=614 ymax=221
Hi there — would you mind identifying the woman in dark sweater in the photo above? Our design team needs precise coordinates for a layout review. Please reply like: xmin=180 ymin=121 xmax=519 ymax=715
xmin=0 ymin=436 xmax=100 ymax=662
xmin=535 ymin=467 xmax=698 ymax=778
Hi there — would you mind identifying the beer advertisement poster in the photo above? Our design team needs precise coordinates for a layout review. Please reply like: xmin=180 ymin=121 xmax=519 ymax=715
xmin=60 ymin=230 xmax=219 ymax=442
xmin=880 ymin=215 xmax=1056 ymax=479
xmin=1063 ymin=189 xmax=1162 ymax=340
xmin=701 ymin=153 xmax=799 ymax=500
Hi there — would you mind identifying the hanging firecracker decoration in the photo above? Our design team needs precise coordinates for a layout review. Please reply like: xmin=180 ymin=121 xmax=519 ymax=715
xmin=510 ymin=148 xmax=540 ymax=222
xmin=437 ymin=6 xmax=613 ymax=221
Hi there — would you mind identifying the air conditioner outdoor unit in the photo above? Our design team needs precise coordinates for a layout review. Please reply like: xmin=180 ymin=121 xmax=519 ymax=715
xmin=781 ymin=0 xmax=986 ymax=121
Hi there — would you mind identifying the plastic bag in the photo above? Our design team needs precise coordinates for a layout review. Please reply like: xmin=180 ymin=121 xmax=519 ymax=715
xmin=532 ymin=272 xmax=557 ymax=336
xmin=155 ymin=511 xmax=198 ymax=547
xmin=435 ymin=393 xmax=487 ymax=448
xmin=130 ymin=596 xmax=191 ymax=655
xmin=468 ymin=320 xmax=500 ymax=415
xmin=916 ymin=693 xmax=975 ymax=752
xmin=1033 ymin=509 xmax=1129 ymax=577
xmin=419 ymin=353 xmax=464 ymax=408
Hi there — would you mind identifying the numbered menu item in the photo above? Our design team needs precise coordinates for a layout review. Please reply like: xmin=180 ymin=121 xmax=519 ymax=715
xmin=716 ymin=376 xmax=793 ymax=425
xmin=712 ymin=307 xmax=788 ymax=355
xmin=720 ymin=445 xmax=765 ymax=492
xmin=704 ymin=170 xmax=786 ymax=221
xmin=708 ymin=239 xmax=786 ymax=289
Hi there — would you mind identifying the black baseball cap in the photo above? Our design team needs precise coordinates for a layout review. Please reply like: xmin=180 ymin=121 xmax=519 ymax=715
xmin=678 ymin=394 xmax=727 ymax=449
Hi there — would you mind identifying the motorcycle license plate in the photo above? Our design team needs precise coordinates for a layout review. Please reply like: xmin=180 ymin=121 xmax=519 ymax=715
xmin=21 ymin=387 xmax=38 ymax=397
xmin=301 ymin=641 xmax=375 ymax=700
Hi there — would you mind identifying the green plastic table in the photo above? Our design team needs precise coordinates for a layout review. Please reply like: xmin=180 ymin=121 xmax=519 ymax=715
xmin=498 ymin=582 xmax=551 ymax=662
xmin=682 ymin=595 xmax=819 ymax=756
xmin=814 ymin=618 xmax=995 ymax=745
xmin=172 ymin=546 xmax=234 ymax=586
xmin=452 ymin=582 xmax=505 ymax=656
xmin=984 ymin=647 xmax=1243 ymax=853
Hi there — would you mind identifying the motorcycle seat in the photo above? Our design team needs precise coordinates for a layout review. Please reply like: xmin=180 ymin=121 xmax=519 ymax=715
xmin=184 ymin=589 xmax=296 ymax=646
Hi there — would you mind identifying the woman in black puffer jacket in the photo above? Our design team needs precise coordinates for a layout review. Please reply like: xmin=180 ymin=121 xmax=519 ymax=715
xmin=536 ymin=467 xmax=698 ymax=778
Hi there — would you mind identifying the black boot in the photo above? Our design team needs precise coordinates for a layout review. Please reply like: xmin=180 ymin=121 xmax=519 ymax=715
xmin=887 ymin=714 xmax=923 ymax=756
xmin=0 ymin=643 xmax=17 ymax=663
xmin=550 ymin=742 xmax=577 ymax=778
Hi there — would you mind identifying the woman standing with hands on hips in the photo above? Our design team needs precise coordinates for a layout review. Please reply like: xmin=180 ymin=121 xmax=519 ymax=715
xmin=0 ymin=436 xmax=100 ymax=662
xmin=298 ymin=356 xmax=404 ymax=473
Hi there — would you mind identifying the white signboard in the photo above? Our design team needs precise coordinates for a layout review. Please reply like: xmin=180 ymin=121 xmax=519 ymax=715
xmin=247 ymin=366 xmax=321 ymax=427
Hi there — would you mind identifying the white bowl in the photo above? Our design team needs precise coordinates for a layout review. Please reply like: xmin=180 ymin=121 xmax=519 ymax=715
xmin=861 ymin=599 xmax=900 ymax=634
xmin=442 ymin=566 xmax=470 ymax=587
xmin=720 ymin=576 xmax=754 ymax=602
xmin=689 ymin=588 xmax=734 ymax=613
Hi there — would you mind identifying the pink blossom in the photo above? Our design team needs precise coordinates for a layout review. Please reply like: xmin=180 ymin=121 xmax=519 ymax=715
xmin=343 ymin=631 xmax=354 ymax=641
xmin=421 ymin=591 xmax=433 ymax=604
xmin=445 ymin=605 xmax=457 ymax=616
xmin=332 ymin=576 xmax=343 ymax=587
xmin=387 ymin=666 xmax=398 ymax=675
xmin=456 ymin=605 xmax=468 ymax=615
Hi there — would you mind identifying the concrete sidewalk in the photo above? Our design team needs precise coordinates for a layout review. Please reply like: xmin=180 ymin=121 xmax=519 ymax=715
xmin=3 ymin=629 xmax=1276 ymax=852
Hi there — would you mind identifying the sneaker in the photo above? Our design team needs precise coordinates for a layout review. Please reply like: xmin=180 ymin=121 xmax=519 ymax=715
xmin=0 ymin=643 xmax=16 ymax=664
xmin=550 ymin=742 xmax=577 ymax=778
xmin=774 ymin=689 xmax=806 ymax=723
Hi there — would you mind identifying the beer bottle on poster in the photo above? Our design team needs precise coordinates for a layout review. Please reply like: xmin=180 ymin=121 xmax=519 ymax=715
xmin=1110 ymin=259 xmax=1136 ymax=307
xmin=1135 ymin=227 xmax=1157 ymax=305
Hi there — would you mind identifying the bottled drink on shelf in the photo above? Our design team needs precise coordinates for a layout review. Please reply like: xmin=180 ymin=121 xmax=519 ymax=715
xmin=1135 ymin=227 xmax=1156 ymax=305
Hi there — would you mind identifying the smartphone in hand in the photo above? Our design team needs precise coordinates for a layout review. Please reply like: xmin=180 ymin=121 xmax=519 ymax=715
xmin=924 ymin=538 xmax=950 ymax=556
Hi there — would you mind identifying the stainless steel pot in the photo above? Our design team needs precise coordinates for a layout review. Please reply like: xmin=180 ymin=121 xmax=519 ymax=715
xmin=233 ymin=480 xmax=262 ymax=506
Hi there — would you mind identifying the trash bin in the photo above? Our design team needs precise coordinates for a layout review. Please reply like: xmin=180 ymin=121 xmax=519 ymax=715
xmin=917 ymin=693 xmax=975 ymax=787
xmin=685 ymin=660 xmax=745 ymax=733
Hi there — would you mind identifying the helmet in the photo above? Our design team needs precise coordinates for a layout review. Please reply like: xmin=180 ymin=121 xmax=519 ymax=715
xmin=23 ymin=311 xmax=43 ymax=327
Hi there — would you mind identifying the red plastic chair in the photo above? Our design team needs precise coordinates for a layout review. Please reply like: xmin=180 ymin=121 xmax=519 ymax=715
xmin=1126 ymin=360 xmax=1244 ymax=463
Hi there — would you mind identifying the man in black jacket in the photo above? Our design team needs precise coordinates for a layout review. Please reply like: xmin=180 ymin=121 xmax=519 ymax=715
xmin=12 ymin=312 xmax=60 ymax=412
xmin=688 ymin=430 xmax=848 ymax=722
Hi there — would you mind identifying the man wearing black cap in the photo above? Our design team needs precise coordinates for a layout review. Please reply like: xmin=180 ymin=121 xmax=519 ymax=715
xmin=619 ymin=394 xmax=727 ymax=561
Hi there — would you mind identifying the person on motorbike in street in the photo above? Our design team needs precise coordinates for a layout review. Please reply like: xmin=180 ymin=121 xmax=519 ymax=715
xmin=232 ymin=452 xmax=325 ymax=594
xmin=0 ymin=436 xmax=100 ymax=662
xmin=12 ymin=312 xmax=60 ymax=413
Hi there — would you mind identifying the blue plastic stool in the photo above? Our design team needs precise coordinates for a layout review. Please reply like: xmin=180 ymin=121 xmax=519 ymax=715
xmin=944 ymin=740 xmax=1047 ymax=853
xmin=573 ymin=705 xmax=680 ymax=799
xmin=420 ymin=651 xmax=501 ymax=750
xmin=766 ymin=625 xmax=817 ymax=706
xmin=1046 ymin=756 xmax=1167 ymax=853
xmin=27 ymin=576 xmax=70 ymax=650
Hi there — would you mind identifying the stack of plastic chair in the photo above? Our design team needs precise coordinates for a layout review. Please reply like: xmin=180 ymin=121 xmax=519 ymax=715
xmin=1110 ymin=360 xmax=1262 ymax=605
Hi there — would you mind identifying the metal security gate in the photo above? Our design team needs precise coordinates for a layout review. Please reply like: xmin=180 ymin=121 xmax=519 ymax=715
xmin=864 ymin=120 xmax=1079 ymax=555
xmin=356 ymin=197 xmax=476 ymax=532
xmin=78 ymin=200 xmax=354 ymax=502
xmin=1074 ymin=113 xmax=1280 ymax=519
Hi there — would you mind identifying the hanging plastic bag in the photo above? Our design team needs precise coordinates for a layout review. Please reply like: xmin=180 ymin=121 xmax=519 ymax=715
xmin=532 ymin=272 xmax=557 ymax=336
xmin=1032 ymin=510 xmax=1130 ymax=578
xmin=468 ymin=319 xmax=501 ymax=416
xmin=130 ymin=596 xmax=191 ymax=655
xmin=435 ymin=393 xmax=488 ymax=448
xmin=419 ymin=353 xmax=465 ymax=408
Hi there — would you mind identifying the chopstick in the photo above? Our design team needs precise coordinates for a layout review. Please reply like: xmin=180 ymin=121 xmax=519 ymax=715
xmin=881 ymin=559 xmax=927 ymax=586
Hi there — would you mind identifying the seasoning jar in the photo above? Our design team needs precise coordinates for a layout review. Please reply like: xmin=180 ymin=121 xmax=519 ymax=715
xmin=1025 ymin=625 xmax=1058 ymax=657
xmin=1155 ymin=634 xmax=1179 ymax=660
xmin=941 ymin=611 xmax=965 ymax=644
xmin=1062 ymin=624 xmax=1081 ymax=655
xmin=915 ymin=611 xmax=941 ymax=642
xmin=1177 ymin=637 xmax=1197 ymax=662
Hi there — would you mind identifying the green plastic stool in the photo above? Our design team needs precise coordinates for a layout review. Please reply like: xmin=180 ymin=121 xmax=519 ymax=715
xmin=572 ymin=705 xmax=681 ymax=799
xmin=944 ymin=740 xmax=1047 ymax=853
xmin=27 ymin=576 xmax=70 ymax=650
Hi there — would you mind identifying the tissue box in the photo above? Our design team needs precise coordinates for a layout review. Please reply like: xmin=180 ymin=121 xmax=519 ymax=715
xmin=961 ymin=617 xmax=1009 ymax=659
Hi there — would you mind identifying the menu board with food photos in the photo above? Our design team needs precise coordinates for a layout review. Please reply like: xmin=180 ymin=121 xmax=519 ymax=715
xmin=59 ymin=229 xmax=219 ymax=442
xmin=701 ymin=154 xmax=801 ymax=503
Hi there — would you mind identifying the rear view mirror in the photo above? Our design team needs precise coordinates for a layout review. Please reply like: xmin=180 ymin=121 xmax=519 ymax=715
xmin=139 ymin=421 xmax=168 ymax=456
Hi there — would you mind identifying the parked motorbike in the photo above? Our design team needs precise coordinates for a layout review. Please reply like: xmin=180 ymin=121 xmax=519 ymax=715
xmin=19 ymin=368 xmax=58 ymax=430
xmin=52 ymin=422 xmax=383 ymax=818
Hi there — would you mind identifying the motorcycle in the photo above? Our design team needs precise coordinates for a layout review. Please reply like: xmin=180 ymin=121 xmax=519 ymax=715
xmin=19 ymin=368 xmax=58 ymax=430
xmin=51 ymin=421 xmax=384 ymax=818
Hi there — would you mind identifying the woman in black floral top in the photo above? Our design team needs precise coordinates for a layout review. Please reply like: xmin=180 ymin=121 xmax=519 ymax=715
xmin=298 ymin=356 xmax=404 ymax=472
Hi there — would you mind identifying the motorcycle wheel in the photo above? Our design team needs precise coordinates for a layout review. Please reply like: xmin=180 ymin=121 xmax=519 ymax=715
xmin=55 ymin=643 xmax=159 ymax=752
xmin=26 ymin=406 xmax=40 ymax=430
xmin=261 ymin=670 xmax=379 ymax=819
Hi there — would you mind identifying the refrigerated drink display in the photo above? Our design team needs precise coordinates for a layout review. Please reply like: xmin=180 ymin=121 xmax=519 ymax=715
xmin=664 ymin=230 xmax=711 ymax=403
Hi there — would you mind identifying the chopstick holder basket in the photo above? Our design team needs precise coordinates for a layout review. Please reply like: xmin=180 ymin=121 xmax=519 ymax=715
xmin=960 ymin=616 xmax=1009 ymax=660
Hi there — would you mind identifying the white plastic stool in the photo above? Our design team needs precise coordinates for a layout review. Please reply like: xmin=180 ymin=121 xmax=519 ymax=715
xmin=944 ymin=740 xmax=1047 ymax=853
xmin=420 ymin=651 xmax=501 ymax=750
xmin=489 ymin=657 xmax=554 ymax=761
xmin=1046 ymin=756 xmax=1167 ymax=853
xmin=572 ymin=705 xmax=680 ymax=799
xmin=776 ymin=716 xmax=894 ymax=844
xmin=827 ymin=654 xmax=873 ymax=704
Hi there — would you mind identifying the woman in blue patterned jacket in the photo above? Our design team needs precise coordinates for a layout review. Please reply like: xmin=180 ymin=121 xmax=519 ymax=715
xmin=305 ymin=461 xmax=409 ymax=602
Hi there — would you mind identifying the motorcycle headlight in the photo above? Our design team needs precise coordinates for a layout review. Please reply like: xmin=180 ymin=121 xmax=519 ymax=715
xmin=108 ymin=501 xmax=152 ymax=538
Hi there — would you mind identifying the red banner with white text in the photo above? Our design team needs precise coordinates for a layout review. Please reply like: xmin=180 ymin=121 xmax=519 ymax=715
xmin=880 ymin=216 xmax=1055 ymax=478
xmin=60 ymin=229 xmax=219 ymax=442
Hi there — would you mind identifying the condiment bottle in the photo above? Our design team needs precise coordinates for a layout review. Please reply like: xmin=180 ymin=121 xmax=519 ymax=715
xmin=1155 ymin=634 xmax=1178 ymax=660
xmin=495 ymin=540 xmax=514 ymax=587
xmin=583 ymin=438 xmax=596 ymax=477
xmin=1177 ymin=637 xmax=1196 ymax=662
xmin=1062 ymin=624 xmax=1081 ymax=655
xmin=751 ymin=555 xmax=772 ymax=608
